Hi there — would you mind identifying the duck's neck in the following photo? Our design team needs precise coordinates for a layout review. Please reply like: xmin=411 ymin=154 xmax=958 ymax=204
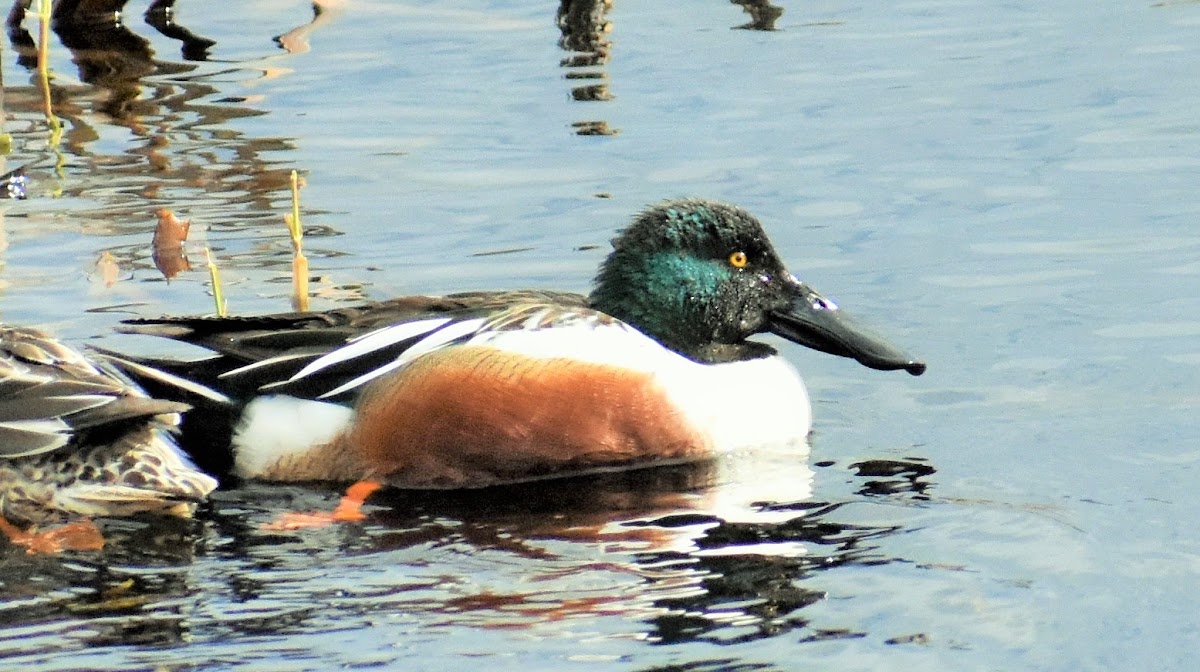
xmin=590 ymin=256 xmax=696 ymax=358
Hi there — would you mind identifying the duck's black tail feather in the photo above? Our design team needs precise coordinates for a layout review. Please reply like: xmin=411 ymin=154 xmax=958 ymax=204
xmin=90 ymin=349 xmax=243 ymax=478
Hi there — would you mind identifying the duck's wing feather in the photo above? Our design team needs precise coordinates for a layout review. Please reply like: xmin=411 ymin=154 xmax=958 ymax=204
xmin=0 ymin=327 xmax=188 ymax=459
xmin=113 ymin=291 xmax=593 ymax=403
xmin=119 ymin=290 xmax=587 ymax=358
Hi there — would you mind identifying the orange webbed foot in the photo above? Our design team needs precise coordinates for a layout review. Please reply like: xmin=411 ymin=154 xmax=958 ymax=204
xmin=261 ymin=480 xmax=384 ymax=531
xmin=0 ymin=516 xmax=106 ymax=554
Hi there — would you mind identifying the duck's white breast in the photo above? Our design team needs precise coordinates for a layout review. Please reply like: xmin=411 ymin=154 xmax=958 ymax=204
xmin=660 ymin=354 xmax=812 ymax=453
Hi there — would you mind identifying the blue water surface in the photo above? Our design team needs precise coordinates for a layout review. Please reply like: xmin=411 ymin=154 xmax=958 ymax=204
xmin=0 ymin=1 xmax=1197 ymax=670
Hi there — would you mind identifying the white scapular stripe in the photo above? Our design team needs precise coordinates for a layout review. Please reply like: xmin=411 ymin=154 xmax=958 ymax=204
xmin=220 ymin=352 xmax=320 ymax=380
xmin=288 ymin=318 xmax=452 ymax=382
xmin=315 ymin=317 xmax=487 ymax=399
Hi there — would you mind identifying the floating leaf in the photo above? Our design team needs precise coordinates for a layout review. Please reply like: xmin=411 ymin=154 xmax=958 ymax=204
xmin=152 ymin=209 xmax=192 ymax=280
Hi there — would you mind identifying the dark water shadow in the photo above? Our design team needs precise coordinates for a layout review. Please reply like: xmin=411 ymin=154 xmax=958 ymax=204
xmin=0 ymin=514 xmax=210 ymax=653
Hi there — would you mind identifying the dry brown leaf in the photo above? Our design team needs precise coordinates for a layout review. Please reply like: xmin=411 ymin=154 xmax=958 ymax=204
xmin=153 ymin=209 xmax=192 ymax=280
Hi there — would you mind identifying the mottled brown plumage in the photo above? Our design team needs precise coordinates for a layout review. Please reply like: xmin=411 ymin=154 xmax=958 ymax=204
xmin=0 ymin=327 xmax=217 ymax=526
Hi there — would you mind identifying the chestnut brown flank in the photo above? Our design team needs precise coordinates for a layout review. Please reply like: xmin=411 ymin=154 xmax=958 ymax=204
xmin=345 ymin=345 xmax=712 ymax=487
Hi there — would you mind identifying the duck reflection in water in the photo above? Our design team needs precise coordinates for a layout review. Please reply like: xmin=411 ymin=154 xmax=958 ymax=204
xmin=198 ymin=454 xmax=934 ymax=642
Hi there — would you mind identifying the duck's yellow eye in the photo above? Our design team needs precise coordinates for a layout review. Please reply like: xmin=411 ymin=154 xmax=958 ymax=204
xmin=728 ymin=251 xmax=749 ymax=268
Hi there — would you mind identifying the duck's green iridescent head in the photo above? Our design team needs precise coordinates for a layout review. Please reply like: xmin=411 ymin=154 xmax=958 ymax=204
xmin=589 ymin=198 xmax=925 ymax=374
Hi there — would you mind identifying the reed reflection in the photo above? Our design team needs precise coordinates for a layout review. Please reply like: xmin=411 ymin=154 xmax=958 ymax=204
xmin=732 ymin=0 xmax=784 ymax=31
xmin=557 ymin=0 xmax=617 ymax=136
xmin=554 ymin=0 xmax=785 ymax=138
xmin=145 ymin=0 xmax=217 ymax=60
xmin=6 ymin=0 xmax=291 ymax=191
xmin=2 ymin=0 xmax=340 ymax=294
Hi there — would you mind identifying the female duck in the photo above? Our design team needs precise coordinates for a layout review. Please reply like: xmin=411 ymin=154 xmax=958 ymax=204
xmin=0 ymin=326 xmax=217 ymax=529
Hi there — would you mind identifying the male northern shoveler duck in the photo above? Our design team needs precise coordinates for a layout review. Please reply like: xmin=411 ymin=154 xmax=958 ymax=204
xmin=0 ymin=326 xmax=217 ymax=536
xmin=105 ymin=199 xmax=925 ymax=490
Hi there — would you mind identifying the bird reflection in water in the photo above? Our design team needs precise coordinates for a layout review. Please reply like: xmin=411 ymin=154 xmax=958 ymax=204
xmin=189 ymin=452 xmax=936 ymax=642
